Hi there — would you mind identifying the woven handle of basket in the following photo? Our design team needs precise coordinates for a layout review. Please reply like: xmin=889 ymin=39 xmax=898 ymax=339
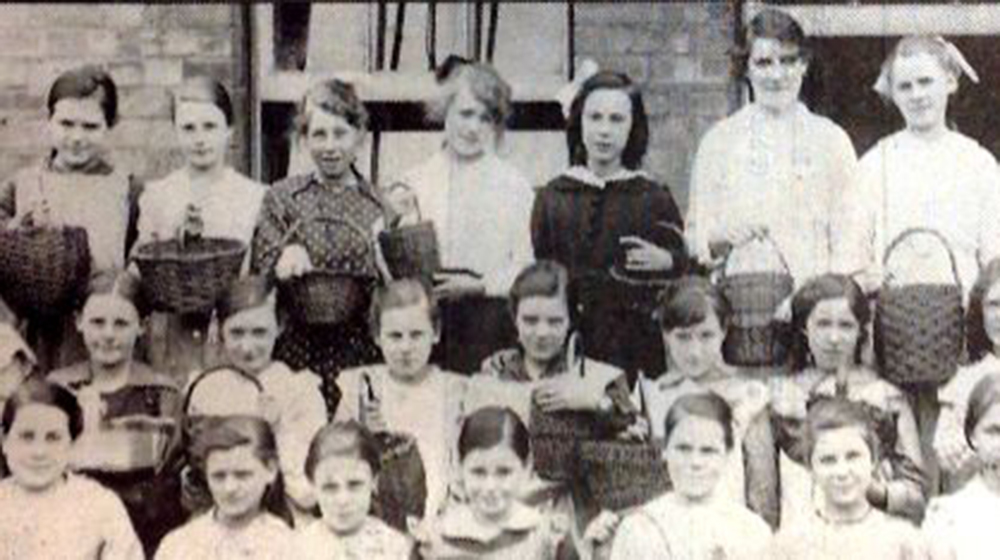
xmin=881 ymin=227 xmax=962 ymax=291
xmin=719 ymin=231 xmax=791 ymax=280
xmin=385 ymin=182 xmax=423 ymax=229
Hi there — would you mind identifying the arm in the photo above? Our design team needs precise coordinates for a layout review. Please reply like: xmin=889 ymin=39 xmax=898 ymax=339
xmin=883 ymin=391 xmax=928 ymax=521
xmin=250 ymin=187 xmax=288 ymax=277
xmin=530 ymin=186 xmax=555 ymax=261
xmin=100 ymin=491 xmax=146 ymax=560
xmin=123 ymin=175 xmax=144 ymax=259
xmin=489 ymin=178 xmax=536 ymax=296
xmin=976 ymin=158 xmax=1000 ymax=268
xmin=687 ymin=128 xmax=724 ymax=265
xmin=743 ymin=408 xmax=780 ymax=530
xmin=278 ymin=375 xmax=328 ymax=511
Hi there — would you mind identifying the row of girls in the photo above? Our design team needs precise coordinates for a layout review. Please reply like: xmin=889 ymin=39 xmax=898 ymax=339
xmin=0 ymin=3 xmax=998 ymax=559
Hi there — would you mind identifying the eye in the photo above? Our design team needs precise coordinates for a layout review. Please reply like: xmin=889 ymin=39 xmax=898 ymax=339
xmin=321 ymin=482 xmax=340 ymax=492
xmin=58 ymin=119 xmax=75 ymax=128
xmin=699 ymin=445 xmax=720 ymax=455
xmin=674 ymin=443 xmax=693 ymax=453
xmin=44 ymin=431 xmax=64 ymax=443
xmin=917 ymin=77 xmax=934 ymax=86
xmin=347 ymin=480 xmax=365 ymax=490
xmin=459 ymin=108 xmax=477 ymax=119
xmin=521 ymin=315 xmax=540 ymax=326
xmin=675 ymin=331 xmax=693 ymax=342
xmin=204 ymin=122 xmax=218 ymax=131
xmin=779 ymin=55 xmax=800 ymax=66
xmin=114 ymin=318 xmax=130 ymax=329
xmin=752 ymin=57 xmax=773 ymax=68
xmin=470 ymin=466 xmax=488 ymax=477
xmin=17 ymin=430 xmax=35 ymax=442
xmin=817 ymin=454 xmax=836 ymax=466
xmin=311 ymin=129 xmax=327 ymax=140
xmin=181 ymin=123 xmax=196 ymax=133
xmin=251 ymin=327 xmax=269 ymax=337
xmin=234 ymin=471 xmax=253 ymax=481
xmin=609 ymin=113 xmax=627 ymax=123
xmin=90 ymin=317 xmax=107 ymax=328
xmin=846 ymin=450 xmax=864 ymax=461
xmin=496 ymin=466 xmax=513 ymax=477
xmin=82 ymin=122 xmax=101 ymax=131
xmin=387 ymin=332 xmax=403 ymax=341
xmin=547 ymin=317 xmax=565 ymax=328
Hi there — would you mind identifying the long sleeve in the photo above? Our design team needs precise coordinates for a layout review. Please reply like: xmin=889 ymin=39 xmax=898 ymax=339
xmin=276 ymin=374 xmax=328 ymax=511
xmin=743 ymin=407 xmax=779 ymax=530
xmin=486 ymin=177 xmax=535 ymax=296
xmin=100 ymin=491 xmax=146 ymax=560
xmin=531 ymin=186 xmax=556 ymax=261
xmin=250 ymin=187 xmax=289 ymax=277
xmin=885 ymin=391 xmax=928 ymax=521
xmin=976 ymin=161 xmax=1000 ymax=268
xmin=687 ymin=125 xmax=726 ymax=265
xmin=124 ymin=175 xmax=144 ymax=259
xmin=332 ymin=368 xmax=362 ymax=424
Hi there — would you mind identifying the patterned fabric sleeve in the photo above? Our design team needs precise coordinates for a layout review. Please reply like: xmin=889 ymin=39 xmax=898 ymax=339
xmin=250 ymin=185 xmax=290 ymax=277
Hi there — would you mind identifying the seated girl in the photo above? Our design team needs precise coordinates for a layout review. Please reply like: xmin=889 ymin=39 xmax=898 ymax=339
xmin=48 ymin=270 xmax=182 ymax=554
xmin=294 ymin=421 xmax=413 ymax=559
xmin=0 ymin=378 xmax=143 ymax=559
xmin=924 ymin=372 xmax=1000 ymax=560
xmin=601 ymin=392 xmax=771 ymax=560
xmin=771 ymin=398 xmax=927 ymax=559
xmin=335 ymin=279 xmax=467 ymax=523
xmin=155 ymin=416 xmax=297 ymax=560
xmin=638 ymin=275 xmax=777 ymax=527
xmin=414 ymin=406 xmax=573 ymax=559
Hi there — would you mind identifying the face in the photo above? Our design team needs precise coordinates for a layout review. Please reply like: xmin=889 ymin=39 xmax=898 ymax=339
xmin=890 ymin=52 xmax=956 ymax=134
xmin=306 ymin=109 xmax=363 ymax=182
xmin=747 ymin=38 xmax=808 ymax=113
xmin=461 ymin=444 xmax=528 ymax=524
xmin=376 ymin=303 xmax=438 ymax=381
xmin=174 ymin=100 xmax=231 ymax=172
xmin=982 ymin=282 xmax=1000 ymax=350
xmin=516 ymin=295 xmax=570 ymax=367
xmin=76 ymin=294 xmax=142 ymax=369
xmin=970 ymin=403 xmax=1000 ymax=469
xmin=444 ymin=85 xmax=496 ymax=160
xmin=206 ymin=444 xmax=276 ymax=524
xmin=2 ymin=404 xmax=73 ymax=492
xmin=313 ymin=455 xmax=375 ymax=535
xmin=48 ymin=97 xmax=109 ymax=170
xmin=805 ymin=298 xmax=860 ymax=372
xmin=810 ymin=426 xmax=874 ymax=509
xmin=663 ymin=312 xmax=725 ymax=381
xmin=581 ymin=89 xmax=632 ymax=170
xmin=663 ymin=415 xmax=729 ymax=503
xmin=222 ymin=304 xmax=279 ymax=376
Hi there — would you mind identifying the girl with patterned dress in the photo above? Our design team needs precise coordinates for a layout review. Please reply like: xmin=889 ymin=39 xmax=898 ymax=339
xmin=293 ymin=421 xmax=413 ymax=559
xmin=0 ymin=66 xmax=141 ymax=372
xmin=0 ymin=378 xmax=144 ymax=560
xmin=135 ymin=77 xmax=266 ymax=379
xmin=251 ymin=78 xmax=383 ymax=413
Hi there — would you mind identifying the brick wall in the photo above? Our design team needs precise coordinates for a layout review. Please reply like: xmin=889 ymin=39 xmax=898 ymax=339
xmin=0 ymin=4 xmax=247 ymax=183
xmin=573 ymin=2 xmax=740 ymax=213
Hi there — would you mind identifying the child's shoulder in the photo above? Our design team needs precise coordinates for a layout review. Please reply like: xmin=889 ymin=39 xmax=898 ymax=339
xmin=47 ymin=361 xmax=91 ymax=388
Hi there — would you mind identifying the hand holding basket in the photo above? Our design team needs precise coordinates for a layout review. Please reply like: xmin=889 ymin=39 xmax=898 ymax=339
xmin=377 ymin=188 xmax=441 ymax=283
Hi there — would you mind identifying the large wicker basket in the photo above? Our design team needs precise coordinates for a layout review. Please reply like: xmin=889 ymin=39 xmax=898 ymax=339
xmin=133 ymin=237 xmax=246 ymax=314
xmin=279 ymin=270 xmax=373 ymax=325
xmin=378 ymin=199 xmax=440 ymax=282
xmin=719 ymin=235 xmax=794 ymax=367
xmin=875 ymin=228 xmax=963 ymax=387
xmin=577 ymin=439 xmax=668 ymax=512
xmin=0 ymin=226 xmax=91 ymax=318
xmin=529 ymin=403 xmax=600 ymax=482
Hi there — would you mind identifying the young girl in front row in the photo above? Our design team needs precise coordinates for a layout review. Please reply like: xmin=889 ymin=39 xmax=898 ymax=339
xmin=335 ymin=279 xmax=467 ymax=523
xmin=415 ymin=406 xmax=574 ymax=559
xmin=0 ymin=378 xmax=143 ymax=560
xmin=155 ymin=416 xmax=297 ymax=560
xmin=771 ymin=398 xmax=927 ymax=559
xmin=294 ymin=421 xmax=413 ymax=559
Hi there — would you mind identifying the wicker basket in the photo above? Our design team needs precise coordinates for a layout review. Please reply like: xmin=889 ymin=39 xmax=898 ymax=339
xmin=133 ymin=237 xmax=246 ymax=314
xmin=0 ymin=226 xmax=91 ymax=318
xmin=372 ymin=432 xmax=427 ymax=532
xmin=378 ymin=199 xmax=441 ymax=282
xmin=719 ymin=235 xmax=794 ymax=367
xmin=279 ymin=270 xmax=373 ymax=325
xmin=577 ymin=439 xmax=668 ymax=511
xmin=875 ymin=228 xmax=963 ymax=387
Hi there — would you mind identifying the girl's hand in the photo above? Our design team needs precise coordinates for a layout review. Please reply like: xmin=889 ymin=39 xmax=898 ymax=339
xmin=275 ymin=244 xmax=314 ymax=280
xmin=360 ymin=398 xmax=388 ymax=433
xmin=619 ymin=236 xmax=674 ymax=272
xmin=935 ymin=423 xmax=977 ymax=475
xmin=384 ymin=182 xmax=420 ymax=227
xmin=533 ymin=375 xmax=605 ymax=412
xmin=433 ymin=272 xmax=485 ymax=299
xmin=583 ymin=510 xmax=621 ymax=546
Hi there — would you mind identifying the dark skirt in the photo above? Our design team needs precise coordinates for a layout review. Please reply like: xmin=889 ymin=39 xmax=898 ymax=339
xmin=434 ymin=294 xmax=517 ymax=375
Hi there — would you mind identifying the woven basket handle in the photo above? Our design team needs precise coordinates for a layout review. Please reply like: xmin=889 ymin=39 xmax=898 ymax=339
xmin=719 ymin=230 xmax=791 ymax=281
xmin=881 ymin=227 xmax=962 ymax=290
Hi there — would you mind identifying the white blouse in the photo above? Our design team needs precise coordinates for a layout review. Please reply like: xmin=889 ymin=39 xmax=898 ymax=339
xmin=155 ymin=511 xmax=296 ymax=560
xmin=923 ymin=476 xmax=1000 ymax=560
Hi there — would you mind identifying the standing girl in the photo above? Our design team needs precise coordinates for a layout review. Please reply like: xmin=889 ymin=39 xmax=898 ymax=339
xmin=0 ymin=66 xmax=140 ymax=372
xmin=334 ymin=279 xmax=466 ymax=522
xmin=415 ymin=406 xmax=573 ymax=559
xmin=772 ymin=398 xmax=927 ymax=559
xmin=136 ymin=77 xmax=266 ymax=378
xmin=639 ymin=276 xmax=778 ymax=528
xmin=48 ymin=270 xmax=183 ymax=554
xmin=155 ymin=416 xmax=297 ymax=560
xmin=532 ymin=71 xmax=683 ymax=380
xmin=0 ymin=378 xmax=144 ymax=560
xmin=251 ymin=78 xmax=383 ymax=412
xmin=294 ymin=421 xmax=413 ymax=559
xmin=604 ymin=393 xmax=772 ymax=560
xmin=924 ymin=373 xmax=1000 ymax=560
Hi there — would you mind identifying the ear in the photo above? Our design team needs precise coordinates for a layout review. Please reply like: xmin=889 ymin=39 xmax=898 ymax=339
xmin=946 ymin=73 xmax=959 ymax=95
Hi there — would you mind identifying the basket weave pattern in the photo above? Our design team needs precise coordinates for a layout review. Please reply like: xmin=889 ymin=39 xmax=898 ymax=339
xmin=577 ymin=439 xmax=669 ymax=511
xmin=0 ymin=226 xmax=90 ymax=318
xmin=529 ymin=404 xmax=598 ymax=482
xmin=279 ymin=271 xmax=372 ymax=325
xmin=133 ymin=238 xmax=245 ymax=314
xmin=378 ymin=221 xmax=440 ymax=281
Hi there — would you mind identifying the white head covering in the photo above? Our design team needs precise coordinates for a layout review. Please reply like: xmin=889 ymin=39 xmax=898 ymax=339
xmin=873 ymin=35 xmax=979 ymax=98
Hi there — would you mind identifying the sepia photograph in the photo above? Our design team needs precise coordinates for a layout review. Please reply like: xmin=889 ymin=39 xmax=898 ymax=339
xmin=0 ymin=1 xmax=996 ymax=558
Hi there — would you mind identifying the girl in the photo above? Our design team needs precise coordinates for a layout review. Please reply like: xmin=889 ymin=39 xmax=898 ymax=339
xmin=935 ymin=258 xmax=1000 ymax=490
xmin=532 ymin=70 xmax=683 ymax=380
xmin=605 ymin=393 xmax=771 ymax=560
xmin=155 ymin=415 xmax=297 ymax=560
xmin=294 ymin=421 xmax=413 ymax=559
xmin=214 ymin=275 xmax=327 ymax=523
xmin=136 ymin=77 xmax=266 ymax=379
xmin=924 ymin=373 xmax=1000 ymax=560
xmin=395 ymin=59 xmax=533 ymax=373
xmin=0 ymin=378 xmax=143 ymax=560
xmin=48 ymin=270 xmax=183 ymax=555
xmin=639 ymin=276 xmax=777 ymax=528
xmin=251 ymin=78 xmax=383 ymax=412
xmin=335 ymin=278 xmax=466 ymax=523
xmin=0 ymin=65 xmax=140 ymax=372
xmin=772 ymin=274 xmax=926 ymax=526
xmin=415 ymin=406 xmax=572 ymax=559
xmin=688 ymin=8 xmax=859 ymax=283
xmin=772 ymin=398 xmax=927 ymax=559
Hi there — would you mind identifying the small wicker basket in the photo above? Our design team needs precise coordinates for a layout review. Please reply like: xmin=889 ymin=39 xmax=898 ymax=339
xmin=378 ymin=199 xmax=440 ymax=282
xmin=132 ymin=237 xmax=246 ymax=314
xmin=0 ymin=226 xmax=91 ymax=318
xmin=577 ymin=439 xmax=668 ymax=511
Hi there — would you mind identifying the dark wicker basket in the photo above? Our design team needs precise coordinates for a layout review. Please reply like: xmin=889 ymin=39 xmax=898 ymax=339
xmin=719 ymin=236 xmax=794 ymax=367
xmin=577 ymin=439 xmax=668 ymax=511
xmin=0 ymin=226 xmax=91 ymax=318
xmin=279 ymin=270 xmax=373 ymax=325
xmin=133 ymin=237 xmax=246 ymax=314
xmin=372 ymin=432 xmax=427 ymax=532
xmin=875 ymin=228 xmax=963 ymax=387
xmin=378 ymin=221 xmax=440 ymax=282
xmin=529 ymin=403 xmax=599 ymax=482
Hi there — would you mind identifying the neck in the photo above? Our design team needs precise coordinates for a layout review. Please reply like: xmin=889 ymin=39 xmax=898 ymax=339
xmin=90 ymin=360 xmax=131 ymax=389
xmin=754 ymin=101 xmax=799 ymax=120
xmin=448 ymin=146 xmax=487 ymax=166
xmin=214 ymin=507 xmax=259 ymax=530
xmin=820 ymin=498 xmax=871 ymax=525
xmin=389 ymin=364 xmax=432 ymax=385
xmin=980 ymin=464 xmax=1000 ymax=495
xmin=907 ymin=122 xmax=948 ymax=142
xmin=472 ymin=505 xmax=512 ymax=529
xmin=588 ymin=159 xmax=623 ymax=180
xmin=186 ymin=162 xmax=225 ymax=185
xmin=319 ymin=168 xmax=357 ymax=187
xmin=18 ymin=473 xmax=67 ymax=496
xmin=523 ymin=354 xmax=559 ymax=380
xmin=670 ymin=490 xmax=712 ymax=508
